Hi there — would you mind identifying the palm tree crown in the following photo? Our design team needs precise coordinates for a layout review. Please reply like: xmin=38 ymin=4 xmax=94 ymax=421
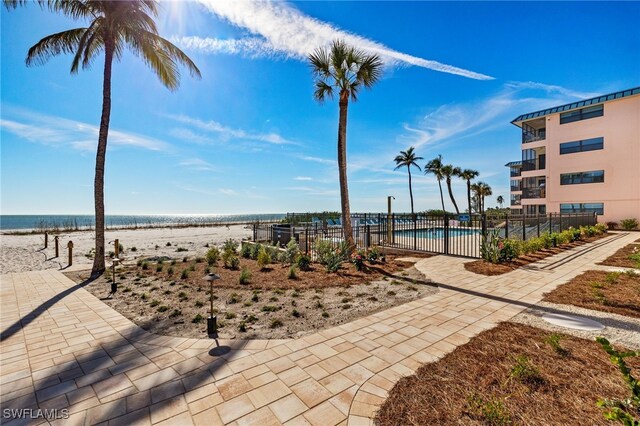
xmin=425 ymin=155 xmax=446 ymax=212
xmin=309 ymin=39 xmax=382 ymax=250
xmin=5 ymin=0 xmax=201 ymax=275
xmin=394 ymin=146 xmax=423 ymax=214
xmin=472 ymin=181 xmax=493 ymax=214
xmin=459 ymin=168 xmax=479 ymax=214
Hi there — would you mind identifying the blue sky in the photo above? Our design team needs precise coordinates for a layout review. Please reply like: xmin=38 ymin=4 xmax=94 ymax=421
xmin=1 ymin=1 xmax=639 ymax=215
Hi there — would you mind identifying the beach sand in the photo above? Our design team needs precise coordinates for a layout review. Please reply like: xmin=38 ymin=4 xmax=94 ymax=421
xmin=0 ymin=225 xmax=252 ymax=274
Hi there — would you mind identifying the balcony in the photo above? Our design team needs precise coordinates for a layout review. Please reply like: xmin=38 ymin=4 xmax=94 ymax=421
xmin=522 ymin=187 xmax=546 ymax=199
xmin=510 ymin=169 xmax=521 ymax=177
xmin=522 ymin=120 xmax=546 ymax=144
xmin=522 ymin=157 xmax=546 ymax=172
xmin=510 ymin=195 xmax=521 ymax=206
xmin=510 ymin=182 xmax=522 ymax=191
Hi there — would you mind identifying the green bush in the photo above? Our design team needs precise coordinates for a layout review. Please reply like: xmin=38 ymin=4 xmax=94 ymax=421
xmin=257 ymin=246 xmax=272 ymax=270
xmin=480 ymin=230 xmax=501 ymax=264
xmin=180 ymin=269 xmax=189 ymax=279
xmin=284 ymin=239 xmax=300 ymax=264
xmin=240 ymin=243 xmax=252 ymax=259
xmin=222 ymin=239 xmax=238 ymax=253
xmin=192 ymin=314 xmax=204 ymax=324
xmin=621 ymin=218 xmax=639 ymax=231
xmin=510 ymin=355 xmax=543 ymax=386
xmin=314 ymin=239 xmax=334 ymax=265
xmin=288 ymin=265 xmax=298 ymax=280
xmin=368 ymin=246 xmax=382 ymax=263
xmin=296 ymin=253 xmax=311 ymax=271
xmin=239 ymin=267 xmax=251 ymax=285
xmin=325 ymin=253 xmax=343 ymax=273
xmin=499 ymin=239 xmax=521 ymax=262
xmin=270 ymin=319 xmax=283 ymax=329
xmin=250 ymin=243 xmax=262 ymax=260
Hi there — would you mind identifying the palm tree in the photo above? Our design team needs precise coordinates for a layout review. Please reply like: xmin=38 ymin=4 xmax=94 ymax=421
xmin=497 ymin=195 xmax=504 ymax=208
xmin=4 ymin=0 xmax=201 ymax=276
xmin=425 ymin=155 xmax=446 ymax=212
xmin=472 ymin=182 xmax=493 ymax=214
xmin=309 ymin=40 xmax=382 ymax=250
xmin=459 ymin=169 xmax=479 ymax=214
xmin=393 ymin=147 xmax=423 ymax=214
xmin=441 ymin=164 xmax=462 ymax=214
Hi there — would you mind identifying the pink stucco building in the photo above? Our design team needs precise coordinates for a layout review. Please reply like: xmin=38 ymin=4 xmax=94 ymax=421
xmin=506 ymin=87 xmax=640 ymax=224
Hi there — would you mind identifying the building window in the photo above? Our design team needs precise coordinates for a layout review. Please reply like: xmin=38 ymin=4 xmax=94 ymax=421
xmin=560 ymin=203 xmax=604 ymax=215
xmin=560 ymin=104 xmax=603 ymax=124
xmin=559 ymin=137 xmax=604 ymax=154
xmin=560 ymin=170 xmax=604 ymax=185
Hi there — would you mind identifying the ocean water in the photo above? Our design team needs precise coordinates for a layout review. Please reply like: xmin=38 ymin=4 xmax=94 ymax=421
xmin=0 ymin=214 xmax=286 ymax=231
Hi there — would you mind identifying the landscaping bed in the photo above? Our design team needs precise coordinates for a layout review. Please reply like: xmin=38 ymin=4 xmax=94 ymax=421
xmin=598 ymin=243 xmax=640 ymax=269
xmin=375 ymin=322 xmax=640 ymax=426
xmin=71 ymin=253 xmax=437 ymax=339
xmin=543 ymin=270 xmax=640 ymax=318
xmin=465 ymin=233 xmax=607 ymax=276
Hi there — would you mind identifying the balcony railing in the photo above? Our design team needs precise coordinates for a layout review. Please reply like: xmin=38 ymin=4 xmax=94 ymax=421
xmin=522 ymin=158 xmax=546 ymax=171
xmin=522 ymin=187 xmax=546 ymax=199
xmin=510 ymin=169 xmax=521 ymax=177
xmin=510 ymin=184 xmax=522 ymax=191
xmin=510 ymin=197 xmax=521 ymax=206
xmin=522 ymin=122 xmax=546 ymax=144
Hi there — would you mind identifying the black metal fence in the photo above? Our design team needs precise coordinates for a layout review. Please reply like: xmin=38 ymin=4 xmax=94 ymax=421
xmin=251 ymin=212 xmax=597 ymax=259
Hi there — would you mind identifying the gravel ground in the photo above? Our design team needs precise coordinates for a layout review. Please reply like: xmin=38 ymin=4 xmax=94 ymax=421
xmin=511 ymin=300 xmax=640 ymax=349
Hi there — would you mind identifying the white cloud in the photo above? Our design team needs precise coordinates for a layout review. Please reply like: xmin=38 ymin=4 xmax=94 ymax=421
xmin=164 ymin=114 xmax=298 ymax=145
xmin=178 ymin=158 xmax=218 ymax=172
xmin=293 ymin=176 xmax=313 ymax=181
xmin=180 ymin=1 xmax=493 ymax=80
xmin=1 ymin=106 xmax=170 ymax=152
xmin=219 ymin=188 xmax=237 ymax=195
xmin=297 ymin=155 xmax=334 ymax=165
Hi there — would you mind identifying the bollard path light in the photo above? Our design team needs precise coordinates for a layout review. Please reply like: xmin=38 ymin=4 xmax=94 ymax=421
xmin=110 ymin=258 xmax=120 ymax=295
xmin=204 ymin=273 xmax=221 ymax=335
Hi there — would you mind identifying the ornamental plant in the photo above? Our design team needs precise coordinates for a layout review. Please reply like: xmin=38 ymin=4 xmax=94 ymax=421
xmin=351 ymin=250 xmax=365 ymax=271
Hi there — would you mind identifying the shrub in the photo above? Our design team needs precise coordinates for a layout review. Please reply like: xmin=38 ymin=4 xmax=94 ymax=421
xmin=136 ymin=259 xmax=143 ymax=267
xmin=240 ymin=243 xmax=252 ymax=259
xmin=262 ymin=305 xmax=280 ymax=312
xmin=284 ymin=239 xmax=300 ymax=264
xmin=228 ymin=293 xmax=240 ymax=304
xmin=629 ymin=247 xmax=640 ymax=268
xmin=238 ymin=322 xmax=247 ymax=333
xmin=206 ymin=247 xmax=221 ymax=266
xmin=480 ymin=230 xmax=501 ymax=264
xmin=499 ymin=239 xmax=521 ymax=262
xmin=167 ymin=266 xmax=174 ymax=276
xmin=314 ymin=239 xmax=334 ymax=265
xmin=166 ymin=242 xmax=172 ymax=247
xmin=141 ymin=262 xmax=149 ymax=270
xmin=296 ymin=253 xmax=312 ymax=271
xmin=194 ymin=301 xmax=204 ymax=308
xmin=595 ymin=337 xmax=639 ymax=424
xmin=130 ymin=246 xmax=137 ymax=252
xmin=150 ymin=300 xmax=160 ymax=307
xmin=595 ymin=223 xmax=608 ymax=234
xmin=178 ymin=291 xmax=188 ymax=301
xmin=195 ymin=257 xmax=204 ymax=263
xmin=368 ymin=246 xmax=382 ymax=263
xmin=192 ymin=314 xmax=204 ymax=324
xmin=288 ymin=265 xmax=298 ymax=280
xmin=291 ymin=309 xmax=301 ymax=318
xmin=325 ymin=253 xmax=343 ymax=273
xmin=621 ymin=218 xmax=639 ymax=231
xmin=223 ymin=239 xmax=238 ymax=253
xmin=225 ymin=312 xmax=236 ymax=320
xmin=257 ymin=246 xmax=272 ymax=270
xmin=322 ymin=311 xmax=329 ymax=318
xmin=176 ymin=247 xmax=188 ymax=252
xmin=510 ymin=355 xmax=543 ymax=386
xmin=351 ymin=250 xmax=365 ymax=271
xmin=180 ymin=269 xmax=189 ymax=280
xmin=157 ymin=305 xmax=169 ymax=312
xmin=155 ymin=264 xmax=163 ymax=273
xmin=466 ymin=393 xmax=511 ymax=425
xmin=228 ymin=255 xmax=240 ymax=270
xmin=251 ymin=293 xmax=259 ymax=302
xmin=545 ymin=333 xmax=568 ymax=356
xmin=250 ymin=243 xmax=262 ymax=260
xmin=270 ymin=319 xmax=283 ymax=329
xmin=606 ymin=221 xmax=618 ymax=230
xmin=169 ymin=309 xmax=182 ymax=318
xmin=239 ymin=268 xmax=251 ymax=285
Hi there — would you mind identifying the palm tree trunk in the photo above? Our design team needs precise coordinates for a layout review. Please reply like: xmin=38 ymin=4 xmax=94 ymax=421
xmin=437 ymin=179 xmax=445 ymax=212
xmin=91 ymin=42 xmax=114 ymax=277
xmin=467 ymin=181 xmax=472 ymax=214
xmin=446 ymin=177 xmax=460 ymax=214
xmin=337 ymin=92 xmax=354 ymax=251
xmin=407 ymin=165 xmax=414 ymax=215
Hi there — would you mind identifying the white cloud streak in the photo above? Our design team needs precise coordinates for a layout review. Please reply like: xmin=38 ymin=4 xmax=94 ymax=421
xmin=178 ymin=1 xmax=493 ymax=80
xmin=1 ymin=107 xmax=169 ymax=152
xmin=178 ymin=158 xmax=218 ymax=172
xmin=165 ymin=114 xmax=298 ymax=145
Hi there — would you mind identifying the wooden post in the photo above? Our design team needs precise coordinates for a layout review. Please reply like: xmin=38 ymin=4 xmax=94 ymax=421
xmin=67 ymin=241 xmax=73 ymax=266
xmin=54 ymin=236 xmax=59 ymax=258
xmin=114 ymin=239 xmax=120 ymax=258
xmin=44 ymin=232 xmax=48 ymax=249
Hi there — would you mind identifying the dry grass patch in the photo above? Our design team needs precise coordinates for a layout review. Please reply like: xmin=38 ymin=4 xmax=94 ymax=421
xmin=543 ymin=270 xmax=640 ymax=318
xmin=465 ymin=235 xmax=606 ymax=276
xmin=598 ymin=243 xmax=640 ymax=269
xmin=375 ymin=322 xmax=639 ymax=426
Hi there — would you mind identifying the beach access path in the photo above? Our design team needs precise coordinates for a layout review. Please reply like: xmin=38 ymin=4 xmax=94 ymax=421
xmin=1 ymin=232 xmax=637 ymax=425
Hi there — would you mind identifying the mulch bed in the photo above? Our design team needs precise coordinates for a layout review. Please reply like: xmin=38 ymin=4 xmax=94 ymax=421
xmin=543 ymin=270 xmax=640 ymax=318
xmin=598 ymin=243 xmax=640 ymax=269
xmin=465 ymin=234 xmax=607 ymax=276
xmin=69 ymin=255 xmax=437 ymax=339
xmin=375 ymin=322 xmax=640 ymax=426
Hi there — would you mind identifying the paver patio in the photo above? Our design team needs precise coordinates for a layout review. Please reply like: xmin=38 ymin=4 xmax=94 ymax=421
xmin=1 ymin=232 xmax=637 ymax=425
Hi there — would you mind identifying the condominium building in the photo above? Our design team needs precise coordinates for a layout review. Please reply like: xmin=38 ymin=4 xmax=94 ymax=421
xmin=506 ymin=87 xmax=640 ymax=223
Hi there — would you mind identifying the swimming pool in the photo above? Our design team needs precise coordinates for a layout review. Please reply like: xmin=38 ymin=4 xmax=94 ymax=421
xmin=394 ymin=227 xmax=480 ymax=239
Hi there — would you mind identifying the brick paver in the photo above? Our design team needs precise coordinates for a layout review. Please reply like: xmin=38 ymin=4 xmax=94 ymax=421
xmin=1 ymin=232 xmax=636 ymax=425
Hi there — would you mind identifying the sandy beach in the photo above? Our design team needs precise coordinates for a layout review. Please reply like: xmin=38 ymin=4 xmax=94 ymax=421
xmin=0 ymin=224 xmax=252 ymax=274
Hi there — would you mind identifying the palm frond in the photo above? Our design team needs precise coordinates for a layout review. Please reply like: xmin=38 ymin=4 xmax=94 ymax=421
xmin=70 ymin=19 xmax=102 ymax=73
xmin=26 ymin=28 xmax=86 ymax=67
xmin=313 ymin=80 xmax=333 ymax=103
xmin=308 ymin=47 xmax=332 ymax=79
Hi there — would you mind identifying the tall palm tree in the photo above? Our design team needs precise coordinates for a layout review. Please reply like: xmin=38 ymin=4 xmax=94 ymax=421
xmin=4 ymin=0 xmax=201 ymax=276
xmin=309 ymin=40 xmax=382 ymax=250
xmin=425 ymin=155 xmax=446 ymax=212
xmin=393 ymin=147 xmax=423 ymax=214
xmin=459 ymin=169 xmax=479 ymax=214
xmin=441 ymin=164 xmax=462 ymax=214
xmin=472 ymin=181 xmax=493 ymax=214
xmin=497 ymin=195 xmax=504 ymax=209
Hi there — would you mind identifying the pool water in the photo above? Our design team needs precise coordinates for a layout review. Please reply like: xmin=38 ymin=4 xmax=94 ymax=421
xmin=394 ymin=227 xmax=480 ymax=239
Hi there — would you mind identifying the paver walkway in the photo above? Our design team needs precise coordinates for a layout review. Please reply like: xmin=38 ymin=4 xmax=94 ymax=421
xmin=1 ymin=232 xmax=637 ymax=426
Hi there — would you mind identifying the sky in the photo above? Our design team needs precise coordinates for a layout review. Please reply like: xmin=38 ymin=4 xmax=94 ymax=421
xmin=1 ymin=1 xmax=639 ymax=215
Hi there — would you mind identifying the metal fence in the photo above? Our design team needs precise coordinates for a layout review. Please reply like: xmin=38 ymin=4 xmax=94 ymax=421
xmin=251 ymin=212 xmax=597 ymax=259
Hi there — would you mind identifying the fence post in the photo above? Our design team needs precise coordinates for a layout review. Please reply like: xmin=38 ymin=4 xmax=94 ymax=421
xmin=305 ymin=228 xmax=309 ymax=253
xmin=537 ymin=213 xmax=540 ymax=237
xmin=67 ymin=241 xmax=73 ymax=267
xmin=54 ymin=236 xmax=59 ymax=258
xmin=44 ymin=231 xmax=48 ymax=249
xmin=559 ymin=211 xmax=563 ymax=232
xmin=365 ymin=225 xmax=371 ymax=249
xmin=413 ymin=214 xmax=417 ymax=251
xmin=114 ymin=238 xmax=120 ymax=258
xmin=522 ymin=211 xmax=526 ymax=241
xmin=549 ymin=213 xmax=552 ymax=234
xmin=391 ymin=213 xmax=395 ymax=245
xmin=252 ymin=223 xmax=257 ymax=241
xmin=444 ymin=213 xmax=449 ymax=255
